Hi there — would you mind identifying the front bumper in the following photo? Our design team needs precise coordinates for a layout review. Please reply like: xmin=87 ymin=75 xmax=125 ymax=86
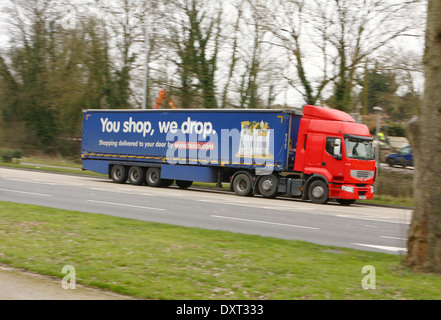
xmin=329 ymin=183 xmax=374 ymax=200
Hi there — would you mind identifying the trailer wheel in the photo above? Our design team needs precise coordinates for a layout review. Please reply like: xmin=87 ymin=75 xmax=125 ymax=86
xmin=110 ymin=165 xmax=127 ymax=184
xmin=176 ymin=180 xmax=192 ymax=189
xmin=258 ymin=174 xmax=278 ymax=198
xmin=308 ymin=180 xmax=329 ymax=204
xmin=232 ymin=173 xmax=253 ymax=197
xmin=146 ymin=168 xmax=162 ymax=187
xmin=128 ymin=166 xmax=145 ymax=185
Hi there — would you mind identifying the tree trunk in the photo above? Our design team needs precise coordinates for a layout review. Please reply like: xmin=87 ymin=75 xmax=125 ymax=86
xmin=406 ymin=0 xmax=441 ymax=273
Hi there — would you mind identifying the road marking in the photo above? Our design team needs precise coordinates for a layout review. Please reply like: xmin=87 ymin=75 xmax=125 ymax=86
xmin=88 ymin=188 xmax=154 ymax=196
xmin=0 ymin=188 xmax=52 ymax=197
xmin=337 ymin=214 xmax=390 ymax=220
xmin=200 ymin=199 xmax=313 ymax=212
xmin=3 ymin=178 xmax=57 ymax=185
xmin=87 ymin=200 xmax=165 ymax=211
xmin=336 ymin=214 xmax=410 ymax=224
xmin=380 ymin=236 xmax=407 ymax=241
xmin=199 ymin=199 xmax=250 ymax=204
xmin=88 ymin=187 xmax=183 ymax=197
xmin=211 ymin=215 xmax=319 ymax=230
xmin=352 ymin=243 xmax=407 ymax=252
xmin=262 ymin=206 xmax=314 ymax=211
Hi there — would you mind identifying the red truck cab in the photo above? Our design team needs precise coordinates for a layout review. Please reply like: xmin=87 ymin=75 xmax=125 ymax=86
xmin=294 ymin=105 xmax=376 ymax=204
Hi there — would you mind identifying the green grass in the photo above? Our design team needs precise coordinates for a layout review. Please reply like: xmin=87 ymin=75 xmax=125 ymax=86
xmin=360 ymin=195 xmax=413 ymax=208
xmin=0 ymin=161 xmax=106 ymax=177
xmin=21 ymin=155 xmax=82 ymax=168
xmin=0 ymin=201 xmax=440 ymax=299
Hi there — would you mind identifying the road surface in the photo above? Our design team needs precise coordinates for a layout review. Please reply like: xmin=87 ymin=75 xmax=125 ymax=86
xmin=0 ymin=167 xmax=411 ymax=254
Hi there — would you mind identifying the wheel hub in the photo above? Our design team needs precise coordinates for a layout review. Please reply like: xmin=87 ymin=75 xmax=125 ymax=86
xmin=312 ymin=186 xmax=325 ymax=198
xmin=238 ymin=180 xmax=248 ymax=191
xmin=261 ymin=179 xmax=273 ymax=191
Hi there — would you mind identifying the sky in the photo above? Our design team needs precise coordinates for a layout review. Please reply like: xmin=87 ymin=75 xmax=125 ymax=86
xmin=0 ymin=7 xmax=8 ymax=47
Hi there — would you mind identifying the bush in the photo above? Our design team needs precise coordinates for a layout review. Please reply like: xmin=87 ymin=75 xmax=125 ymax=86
xmin=12 ymin=149 xmax=23 ymax=159
xmin=1 ymin=149 xmax=23 ymax=163
xmin=387 ymin=122 xmax=407 ymax=137
xmin=376 ymin=170 xmax=413 ymax=198
xmin=1 ymin=150 xmax=13 ymax=163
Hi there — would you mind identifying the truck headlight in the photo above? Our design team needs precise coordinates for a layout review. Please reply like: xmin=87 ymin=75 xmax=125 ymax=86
xmin=342 ymin=185 xmax=354 ymax=193
xmin=370 ymin=186 xmax=374 ymax=193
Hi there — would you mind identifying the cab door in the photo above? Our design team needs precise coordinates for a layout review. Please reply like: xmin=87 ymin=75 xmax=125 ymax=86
xmin=322 ymin=136 xmax=345 ymax=181
xmin=305 ymin=133 xmax=325 ymax=168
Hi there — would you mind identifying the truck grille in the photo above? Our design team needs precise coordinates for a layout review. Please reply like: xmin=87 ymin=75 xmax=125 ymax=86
xmin=350 ymin=170 xmax=374 ymax=179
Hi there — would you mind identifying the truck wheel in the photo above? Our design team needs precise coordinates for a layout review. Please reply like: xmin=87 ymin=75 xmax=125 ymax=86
xmin=258 ymin=174 xmax=278 ymax=198
xmin=110 ymin=165 xmax=127 ymax=184
xmin=308 ymin=180 xmax=329 ymax=204
xmin=146 ymin=168 xmax=162 ymax=187
xmin=232 ymin=173 xmax=253 ymax=197
xmin=176 ymin=180 xmax=192 ymax=189
xmin=128 ymin=166 xmax=145 ymax=185
xmin=337 ymin=199 xmax=356 ymax=206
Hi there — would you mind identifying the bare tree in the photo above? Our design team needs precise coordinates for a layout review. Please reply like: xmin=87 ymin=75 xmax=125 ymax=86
xmin=406 ymin=0 xmax=441 ymax=273
xmin=236 ymin=0 xmax=282 ymax=109
xmin=94 ymin=0 xmax=155 ymax=108
xmin=165 ymin=0 xmax=222 ymax=108
xmin=269 ymin=0 xmax=424 ymax=111
xmin=219 ymin=0 xmax=244 ymax=108
xmin=0 ymin=0 xmax=125 ymax=153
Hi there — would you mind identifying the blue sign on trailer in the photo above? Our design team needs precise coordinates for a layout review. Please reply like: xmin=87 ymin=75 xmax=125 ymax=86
xmin=81 ymin=109 xmax=302 ymax=176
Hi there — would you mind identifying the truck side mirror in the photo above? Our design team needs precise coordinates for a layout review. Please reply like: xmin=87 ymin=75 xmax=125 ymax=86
xmin=333 ymin=139 xmax=341 ymax=159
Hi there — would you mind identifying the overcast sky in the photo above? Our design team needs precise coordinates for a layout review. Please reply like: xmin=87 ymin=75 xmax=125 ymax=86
xmin=0 ymin=8 xmax=8 ymax=47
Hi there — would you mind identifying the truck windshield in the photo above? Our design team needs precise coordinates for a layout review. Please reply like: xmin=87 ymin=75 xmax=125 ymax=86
xmin=345 ymin=135 xmax=374 ymax=160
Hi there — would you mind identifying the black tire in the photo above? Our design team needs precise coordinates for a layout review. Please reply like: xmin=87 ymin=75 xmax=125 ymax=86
xmin=110 ymin=165 xmax=127 ymax=184
xmin=337 ymin=199 xmax=356 ymax=206
xmin=387 ymin=159 xmax=394 ymax=167
xmin=176 ymin=180 xmax=193 ymax=189
xmin=308 ymin=180 xmax=329 ymax=204
xmin=128 ymin=166 xmax=145 ymax=185
xmin=257 ymin=174 xmax=279 ymax=198
xmin=232 ymin=173 xmax=253 ymax=197
xmin=146 ymin=167 xmax=162 ymax=187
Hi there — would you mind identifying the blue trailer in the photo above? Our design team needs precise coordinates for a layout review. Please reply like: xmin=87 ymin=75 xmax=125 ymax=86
xmin=81 ymin=106 xmax=376 ymax=204
xmin=82 ymin=108 xmax=301 ymax=196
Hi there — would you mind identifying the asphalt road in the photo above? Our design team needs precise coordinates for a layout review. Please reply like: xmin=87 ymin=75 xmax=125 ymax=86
xmin=0 ymin=167 xmax=411 ymax=254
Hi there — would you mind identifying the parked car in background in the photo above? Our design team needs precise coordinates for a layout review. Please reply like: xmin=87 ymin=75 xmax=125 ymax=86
xmin=385 ymin=145 xmax=413 ymax=168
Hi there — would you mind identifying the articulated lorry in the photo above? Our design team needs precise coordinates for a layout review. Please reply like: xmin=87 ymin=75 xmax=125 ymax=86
xmin=81 ymin=105 xmax=376 ymax=205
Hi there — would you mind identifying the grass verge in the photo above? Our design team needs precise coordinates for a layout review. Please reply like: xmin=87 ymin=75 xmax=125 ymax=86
xmin=0 ymin=201 xmax=439 ymax=299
